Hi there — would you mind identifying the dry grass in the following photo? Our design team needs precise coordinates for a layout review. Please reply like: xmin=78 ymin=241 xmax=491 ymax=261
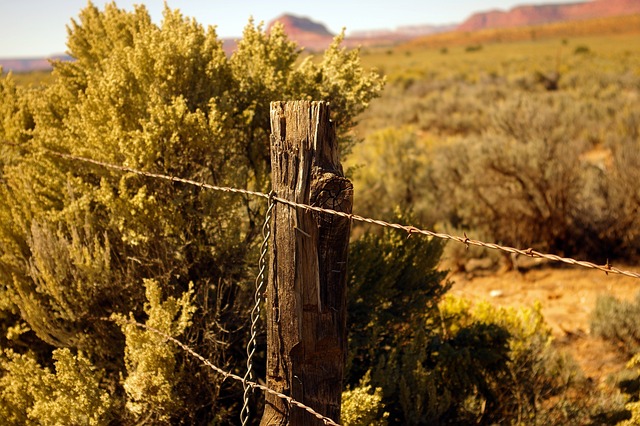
xmin=357 ymin=15 xmax=640 ymax=86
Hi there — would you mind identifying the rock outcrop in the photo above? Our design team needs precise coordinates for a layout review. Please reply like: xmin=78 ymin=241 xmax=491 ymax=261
xmin=458 ymin=0 xmax=640 ymax=31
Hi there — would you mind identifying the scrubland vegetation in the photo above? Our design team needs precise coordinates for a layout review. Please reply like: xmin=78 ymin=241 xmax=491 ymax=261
xmin=1 ymin=2 xmax=640 ymax=424
xmin=344 ymin=18 xmax=640 ymax=425
xmin=0 ymin=3 xmax=383 ymax=424
xmin=350 ymin=28 xmax=640 ymax=263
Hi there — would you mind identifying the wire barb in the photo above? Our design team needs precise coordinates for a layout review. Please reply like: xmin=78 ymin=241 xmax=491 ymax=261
xmin=240 ymin=191 xmax=275 ymax=426
xmin=272 ymin=196 xmax=640 ymax=280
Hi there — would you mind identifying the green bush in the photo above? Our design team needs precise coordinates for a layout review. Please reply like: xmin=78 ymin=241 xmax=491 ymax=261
xmin=346 ymin=220 xmax=589 ymax=424
xmin=591 ymin=293 xmax=640 ymax=356
xmin=619 ymin=354 xmax=640 ymax=426
xmin=346 ymin=214 xmax=449 ymax=385
xmin=341 ymin=371 xmax=389 ymax=426
xmin=466 ymin=44 xmax=483 ymax=53
xmin=346 ymin=216 xmax=451 ymax=424
xmin=574 ymin=45 xmax=591 ymax=55
xmin=586 ymin=294 xmax=640 ymax=424
xmin=429 ymin=95 xmax=600 ymax=257
xmin=440 ymin=297 xmax=592 ymax=425
xmin=0 ymin=2 xmax=382 ymax=423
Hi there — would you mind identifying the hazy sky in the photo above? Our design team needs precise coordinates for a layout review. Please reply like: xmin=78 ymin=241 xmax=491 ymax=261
xmin=1 ymin=0 xmax=568 ymax=58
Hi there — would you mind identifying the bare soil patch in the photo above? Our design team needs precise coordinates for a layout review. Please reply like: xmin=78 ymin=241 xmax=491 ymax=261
xmin=448 ymin=265 xmax=640 ymax=384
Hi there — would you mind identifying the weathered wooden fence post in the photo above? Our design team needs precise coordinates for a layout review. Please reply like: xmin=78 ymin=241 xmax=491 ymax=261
xmin=261 ymin=101 xmax=353 ymax=425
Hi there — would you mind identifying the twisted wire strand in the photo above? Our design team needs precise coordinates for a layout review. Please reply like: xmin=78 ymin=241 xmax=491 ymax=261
xmin=240 ymin=191 xmax=275 ymax=426
xmin=46 ymin=149 xmax=270 ymax=200
xmin=42 ymin=149 xmax=640 ymax=279
xmin=273 ymin=197 xmax=640 ymax=279
xmin=105 ymin=317 xmax=340 ymax=426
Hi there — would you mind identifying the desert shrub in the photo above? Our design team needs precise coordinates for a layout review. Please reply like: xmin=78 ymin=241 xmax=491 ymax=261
xmin=593 ymin=108 xmax=640 ymax=259
xmin=357 ymin=75 xmax=507 ymax=140
xmin=430 ymin=95 xmax=595 ymax=257
xmin=0 ymin=348 xmax=113 ymax=425
xmin=346 ymin=220 xmax=589 ymax=424
xmin=341 ymin=371 xmax=389 ymax=426
xmin=115 ymin=279 xmax=195 ymax=423
xmin=416 ymin=89 xmax=485 ymax=135
xmin=618 ymin=354 xmax=640 ymax=426
xmin=346 ymin=126 xmax=435 ymax=224
xmin=591 ymin=293 xmax=640 ymax=356
xmin=574 ymin=45 xmax=591 ymax=55
xmin=1 ymin=70 xmax=56 ymax=87
xmin=0 ymin=3 xmax=382 ymax=423
xmin=0 ymin=70 xmax=35 ymax=174
xmin=0 ymin=71 xmax=32 ymax=134
xmin=440 ymin=297 xmax=590 ymax=425
xmin=352 ymin=32 xmax=640 ymax=263
xmin=0 ymin=279 xmax=194 ymax=425
xmin=534 ymin=70 xmax=560 ymax=91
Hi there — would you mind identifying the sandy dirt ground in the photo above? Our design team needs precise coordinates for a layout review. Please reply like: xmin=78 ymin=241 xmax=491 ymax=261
xmin=447 ymin=265 xmax=640 ymax=384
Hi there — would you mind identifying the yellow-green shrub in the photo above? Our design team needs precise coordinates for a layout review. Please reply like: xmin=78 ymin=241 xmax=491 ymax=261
xmin=0 ymin=2 xmax=382 ymax=423
xmin=341 ymin=372 xmax=389 ymax=426
xmin=354 ymin=35 xmax=640 ymax=261
xmin=115 ymin=279 xmax=195 ymax=423
xmin=0 ymin=348 xmax=112 ymax=425
xmin=618 ymin=354 xmax=640 ymax=426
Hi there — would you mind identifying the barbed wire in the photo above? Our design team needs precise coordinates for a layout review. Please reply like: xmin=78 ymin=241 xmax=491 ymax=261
xmin=104 ymin=316 xmax=341 ymax=426
xmin=39 ymin=148 xmax=640 ymax=280
xmin=273 ymin=197 xmax=640 ymax=279
xmin=44 ymin=149 xmax=271 ymax=200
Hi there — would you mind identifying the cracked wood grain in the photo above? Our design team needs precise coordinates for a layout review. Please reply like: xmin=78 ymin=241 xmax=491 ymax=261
xmin=261 ymin=101 xmax=353 ymax=426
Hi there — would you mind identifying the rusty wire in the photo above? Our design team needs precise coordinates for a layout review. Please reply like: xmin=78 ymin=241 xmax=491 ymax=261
xmin=273 ymin=197 xmax=640 ymax=279
xmin=41 ymin=149 xmax=640 ymax=280
xmin=106 ymin=317 xmax=340 ymax=426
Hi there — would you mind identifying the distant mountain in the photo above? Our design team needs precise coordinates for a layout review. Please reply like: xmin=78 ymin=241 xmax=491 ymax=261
xmin=458 ymin=0 xmax=640 ymax=32
xmin=265 ymin=14 xmax=454 ymax=51
xmin=266 ymin=14 xmax=335 ymax=51
xmin=0 ymin=54 xmax=71 ymax=73
xmin=405 ymin=14 xmax=640 ymax=50
xmin=268 ymin=14 xmax=334 ymax=37
xmin=348 ymin=23 xmax=456 ymax=45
